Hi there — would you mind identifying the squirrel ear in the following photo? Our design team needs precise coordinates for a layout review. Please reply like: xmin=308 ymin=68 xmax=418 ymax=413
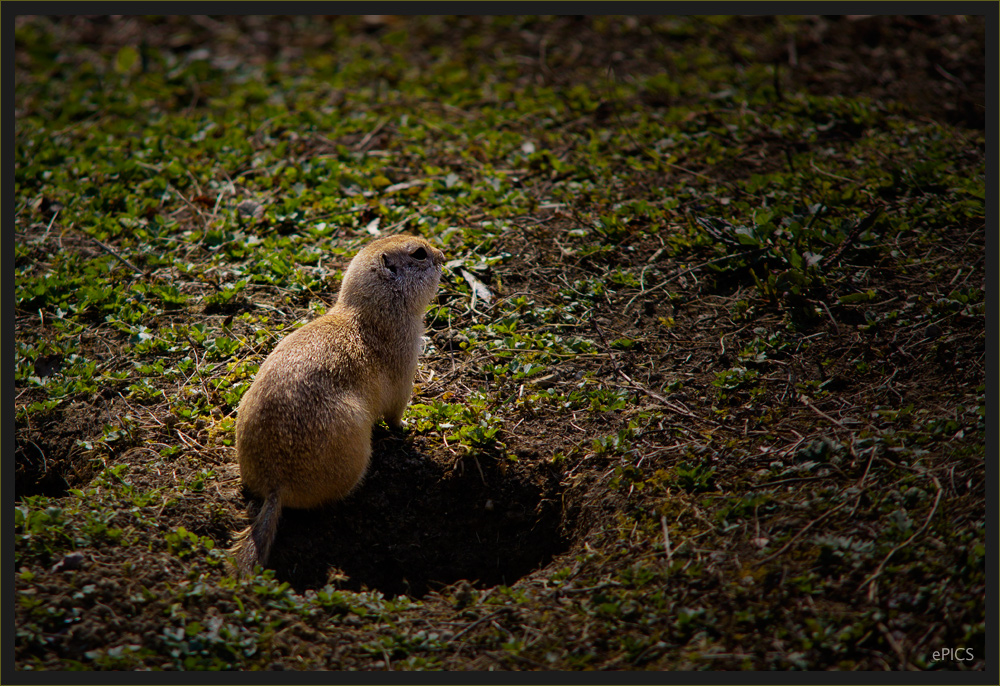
xmin=381 ymin=253 xmax=398 ymax=277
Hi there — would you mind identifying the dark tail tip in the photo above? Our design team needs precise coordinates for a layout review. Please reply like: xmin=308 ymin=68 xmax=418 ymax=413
xmin=229 ymin=490 xmax=282 ymax=578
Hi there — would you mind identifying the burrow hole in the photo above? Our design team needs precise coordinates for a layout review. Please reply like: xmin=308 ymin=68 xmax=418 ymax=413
xmin=266 ymin=429 xmax=571 ymax=598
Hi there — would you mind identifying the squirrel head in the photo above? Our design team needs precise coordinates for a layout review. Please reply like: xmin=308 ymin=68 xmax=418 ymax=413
xmin=339 ymin=234 xmax=444 ymax=316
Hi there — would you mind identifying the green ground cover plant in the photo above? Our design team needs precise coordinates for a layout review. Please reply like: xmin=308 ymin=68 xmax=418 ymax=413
xmin=13 ymin=14 xmax=985 ymax=671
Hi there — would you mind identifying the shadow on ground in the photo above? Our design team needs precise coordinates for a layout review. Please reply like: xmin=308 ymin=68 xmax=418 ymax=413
xmin=264 ymin=429 xmax=569 ymax=597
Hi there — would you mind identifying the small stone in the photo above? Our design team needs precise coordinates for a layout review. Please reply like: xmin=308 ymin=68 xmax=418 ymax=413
xmin=532 ymin=373 xmax=559 ymax=389
xmin=236 ymin=199 xmax=264 ymax=219
xmin=51 ymin=552 xmax=86 ymax=573
xmin=444 ymin=334 xmax=470 ymax=351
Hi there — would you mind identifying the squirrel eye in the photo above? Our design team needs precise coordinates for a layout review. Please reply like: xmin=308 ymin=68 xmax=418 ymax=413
xmin=410 ymin=247 xmax=428 ymax=260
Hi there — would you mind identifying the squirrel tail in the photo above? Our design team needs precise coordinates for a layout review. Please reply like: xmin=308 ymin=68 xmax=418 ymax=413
xmin=230 ymin=490 xmax=281 ymax=577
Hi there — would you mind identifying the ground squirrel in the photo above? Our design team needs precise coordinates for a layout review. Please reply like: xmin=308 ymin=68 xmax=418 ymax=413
xmin=231 ymin=234 xmax=445 ymax=576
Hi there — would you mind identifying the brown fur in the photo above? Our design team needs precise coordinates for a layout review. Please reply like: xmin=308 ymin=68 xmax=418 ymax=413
xmin=230 ymin=234 xmax=444 ymax=576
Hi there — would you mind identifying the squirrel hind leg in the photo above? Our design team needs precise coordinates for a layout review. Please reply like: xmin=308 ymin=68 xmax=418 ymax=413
xmin=229 ymin=490 xmax=282 ymax=577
